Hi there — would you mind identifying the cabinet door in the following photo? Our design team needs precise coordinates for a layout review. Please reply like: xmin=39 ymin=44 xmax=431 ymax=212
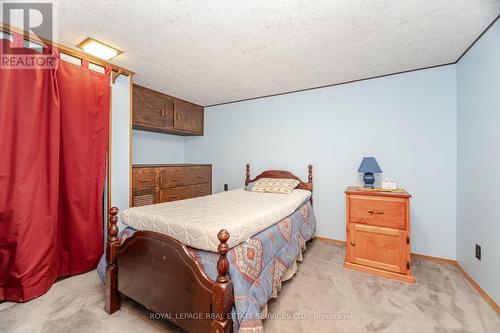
xmin=133 ymin=85 xmax=174 ymax=129
xmin=350 ymin=223 xmax=407 ymax=274
xmin=173 ymin=99 xmax=203 ymax=134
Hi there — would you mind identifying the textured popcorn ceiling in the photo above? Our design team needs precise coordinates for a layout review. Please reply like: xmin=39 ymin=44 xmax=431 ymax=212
xmin=48 ymin=1 xmax=500 ymax=105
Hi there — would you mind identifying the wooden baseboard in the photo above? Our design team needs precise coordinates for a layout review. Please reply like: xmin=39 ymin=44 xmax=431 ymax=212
xmin=411 ymin=253 xmax=456 ymax=265
xmin=455 ymin=263 xmax=500 ymax=315
xmin=315 ymin=236 xmax=499 ymax=314
xmin=315 ymin=237 xmax=455 ymax=264
xmin=314 ymin=236 xmax=346 ymax=246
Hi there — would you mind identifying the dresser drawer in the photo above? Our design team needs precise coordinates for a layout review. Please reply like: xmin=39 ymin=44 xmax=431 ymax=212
xmin=160 ymin=166 xmax=210 ymax=188
xmin=191 ymin=182 xmax=211 ymax=197
xmin=132 ymin=168 xmax=157 ymax=189
xmin=349 ymin=195 xmax=406 ymax=229
xmin=160 ymin=183 xmax=210 ymax=202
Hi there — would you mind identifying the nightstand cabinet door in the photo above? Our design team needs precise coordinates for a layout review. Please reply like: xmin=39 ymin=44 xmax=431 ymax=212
xmin=351 ymin=224 xmax=407 ymax=274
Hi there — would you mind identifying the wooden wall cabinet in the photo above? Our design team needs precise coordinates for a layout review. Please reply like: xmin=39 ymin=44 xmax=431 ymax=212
xmin=133 ymin=84 xmax=203 ymax=136
xmin=344 ymin=187 xmax=415 ymax=283
xmin=132 ymin=164 xmax=211 ymax=207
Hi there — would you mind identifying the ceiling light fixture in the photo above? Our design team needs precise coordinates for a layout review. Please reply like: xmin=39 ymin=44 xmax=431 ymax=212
xmin=77 ymin=38 xmax=122 ymax=60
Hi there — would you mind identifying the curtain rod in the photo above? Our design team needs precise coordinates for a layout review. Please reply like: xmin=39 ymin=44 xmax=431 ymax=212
xmin=0 ymin=23 xmax=135 ymax=76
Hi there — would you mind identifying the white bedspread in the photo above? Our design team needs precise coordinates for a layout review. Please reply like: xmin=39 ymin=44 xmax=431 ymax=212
xmin=122 ymin=188 xmax=311 ymax=252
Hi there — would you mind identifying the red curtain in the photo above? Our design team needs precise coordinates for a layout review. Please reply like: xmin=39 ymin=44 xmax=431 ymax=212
xmin=0 ymin=35 xmax=110 ymax=301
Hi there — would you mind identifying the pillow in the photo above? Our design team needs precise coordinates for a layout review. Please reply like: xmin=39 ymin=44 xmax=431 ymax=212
xmin=251 ymin=178 xmax=300 ymax=194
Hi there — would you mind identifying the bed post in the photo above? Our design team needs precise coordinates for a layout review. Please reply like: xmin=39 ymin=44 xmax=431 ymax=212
xmin=211 ymin=229 xmax=234 ymax=333
xmin=105 ymin=207 xmax=121 ymax=314
xmin=245 ymin=164 xmax=250 ymax=186
xmin=308 ymin=164 xmax=313 ymax=204
xmin=308 ymin=164 xmax=313 ymax=189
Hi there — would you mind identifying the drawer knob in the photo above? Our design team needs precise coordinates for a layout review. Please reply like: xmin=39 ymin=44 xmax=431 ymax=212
xmin=350 ymin=241 xmax=355 ymax=246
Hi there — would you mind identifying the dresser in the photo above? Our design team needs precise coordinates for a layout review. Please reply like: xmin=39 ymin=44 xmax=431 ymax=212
xmin=132 ymin=164 xmax=212 ymax=207
xmin=344 ymin=187 xmax=415 ymax=283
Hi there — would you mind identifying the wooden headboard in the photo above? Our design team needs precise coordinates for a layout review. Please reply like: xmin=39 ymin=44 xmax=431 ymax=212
xmin=245 ymin=164 xmax=313 ymax=192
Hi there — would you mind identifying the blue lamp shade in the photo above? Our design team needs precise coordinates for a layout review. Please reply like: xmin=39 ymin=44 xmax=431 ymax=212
xmin=358 ymin=157 xmax=382 ymax=173
xmin=358 ymin=157 xmax=382 ymax=188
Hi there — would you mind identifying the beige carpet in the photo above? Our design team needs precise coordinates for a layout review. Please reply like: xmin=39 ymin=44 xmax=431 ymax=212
xmin=0 ymin=240 xmax=498 ymax=333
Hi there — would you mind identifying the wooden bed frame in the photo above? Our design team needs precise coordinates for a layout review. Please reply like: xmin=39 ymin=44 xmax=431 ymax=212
xmin=105 ymin=164 xmax=313 ymax=333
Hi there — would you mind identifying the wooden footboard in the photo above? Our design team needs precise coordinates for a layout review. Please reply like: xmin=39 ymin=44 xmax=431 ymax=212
xmin=104 ymin=208 xmax=233 ymax=333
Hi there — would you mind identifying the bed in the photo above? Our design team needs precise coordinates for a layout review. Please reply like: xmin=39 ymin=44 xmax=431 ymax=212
xmin=104 ymin=164 xmax=315 ymax=333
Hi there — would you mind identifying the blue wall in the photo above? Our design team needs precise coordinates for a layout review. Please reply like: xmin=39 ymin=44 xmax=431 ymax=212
xmin=457 ymin=19 xmax=500 ymax=302
xmin=185 ymin=66 xmax=458 ymax=259
xmin=132 ymin=130 xmax=185 ymax=164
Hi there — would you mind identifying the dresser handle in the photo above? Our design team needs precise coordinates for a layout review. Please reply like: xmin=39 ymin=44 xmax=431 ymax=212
xmin=170 ymin=195 xmax=179 ymax=199
xmin=350 ymin=241 xmax=355 ymax=246
xmin=161 ymin=108 xmax=165 ymax=117
xmin=139 ymin=179 xmax=148 ymax=183
xmin=368 ymin=210 xmax=384 ymax=215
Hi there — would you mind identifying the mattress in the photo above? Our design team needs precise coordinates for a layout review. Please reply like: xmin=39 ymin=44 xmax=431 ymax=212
xmin=122 ymin=188 xmax=311 ymax=252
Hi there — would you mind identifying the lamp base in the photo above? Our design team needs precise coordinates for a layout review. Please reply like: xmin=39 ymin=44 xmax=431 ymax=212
xmin=363 ymin=172 xmax=375 ymax=188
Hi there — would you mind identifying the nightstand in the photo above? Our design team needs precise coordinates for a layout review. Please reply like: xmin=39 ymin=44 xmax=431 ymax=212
xmin=344 ymin=186 xmax=415 ymax=283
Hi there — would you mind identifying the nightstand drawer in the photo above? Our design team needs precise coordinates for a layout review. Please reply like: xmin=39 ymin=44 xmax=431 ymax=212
xmin=349 ymin=195 xmax=406 ymax=229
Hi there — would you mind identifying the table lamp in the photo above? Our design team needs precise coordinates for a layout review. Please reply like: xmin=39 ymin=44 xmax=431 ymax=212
xmin=358 ymin=157 xmax=382 ymax=188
